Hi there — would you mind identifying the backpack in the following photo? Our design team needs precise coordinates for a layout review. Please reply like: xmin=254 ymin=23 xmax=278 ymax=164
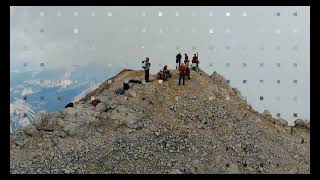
xmin=65 ymin=102 xmax=74 ymax=108
xmin=115 ymin=88 xmax=125 ymax=95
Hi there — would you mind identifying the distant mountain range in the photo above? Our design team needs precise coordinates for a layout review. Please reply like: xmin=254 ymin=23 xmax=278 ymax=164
xmin=10 ymin=62 xmax=123 ymax=132
xmin=10 ymin=99 xmax=36 ymax=133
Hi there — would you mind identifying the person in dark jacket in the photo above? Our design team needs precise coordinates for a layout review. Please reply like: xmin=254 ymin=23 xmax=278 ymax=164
xmin=184 ymin=53 xmax=189 ymax=64
xmin=160 ymin=65 xmax=171 ymax=80
xmin=176 ymin=53 xmax=182 ymax=69
xmin=142 ymin=57 xmax=151 ymax=82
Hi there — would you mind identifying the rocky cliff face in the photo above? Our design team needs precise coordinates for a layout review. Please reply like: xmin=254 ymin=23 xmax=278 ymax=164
xmin=10 ymin=69 xmax=310 ymax=174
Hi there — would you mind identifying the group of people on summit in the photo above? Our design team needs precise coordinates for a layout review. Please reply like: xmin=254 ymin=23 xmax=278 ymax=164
xmin=141 ymin=52 xmax=199 ymax=85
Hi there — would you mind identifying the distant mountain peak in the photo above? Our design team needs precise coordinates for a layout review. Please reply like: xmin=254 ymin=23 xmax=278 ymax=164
xmin=10 ymin=99 xmax=36 ymax=133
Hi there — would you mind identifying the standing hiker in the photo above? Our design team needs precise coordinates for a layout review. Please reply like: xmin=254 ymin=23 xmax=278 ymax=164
xmin=184 ymin=53 xmax=189 ymax=64
xmin=185 ymin=60 xmax=190 ymax=80
xmin=176 ymin=53 xmax=182 ymax=69
xmin=178 ymin=63 xmax=187 ymax=85
xmin=142 ymin=57 xmax=151 ymax=82
xmin=192 ymin=53 xmax=199 ymax=70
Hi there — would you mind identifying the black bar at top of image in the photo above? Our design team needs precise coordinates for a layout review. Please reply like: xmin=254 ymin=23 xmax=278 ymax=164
xmin=9 ymin=0 xmax=311 ymax=6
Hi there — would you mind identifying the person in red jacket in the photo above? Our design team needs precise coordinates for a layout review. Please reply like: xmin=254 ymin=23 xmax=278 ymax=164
xmin=192 ymin=54 xmax=199 ymax=70
xmin=178 ymin=63 xmax=187 ymax=85
xmin=185 ymin=61 xmax=190 ymax=80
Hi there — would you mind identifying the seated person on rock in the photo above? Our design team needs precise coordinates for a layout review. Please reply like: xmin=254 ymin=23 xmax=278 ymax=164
xmin=159 ymin=65 xmax=171 ymax=81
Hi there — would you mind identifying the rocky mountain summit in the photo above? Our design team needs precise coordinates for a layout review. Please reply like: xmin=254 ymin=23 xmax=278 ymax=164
xmin=10 ymin=69 xmax=310 ymax=174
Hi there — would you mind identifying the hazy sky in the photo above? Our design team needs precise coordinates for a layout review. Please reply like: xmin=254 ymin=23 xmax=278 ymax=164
xmin=10 ymin=6 xmax=310 ymax=124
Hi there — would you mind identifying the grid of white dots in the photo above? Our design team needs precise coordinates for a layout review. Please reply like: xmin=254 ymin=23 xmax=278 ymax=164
xmin=29 ymin=9 xmax=308 ymax=124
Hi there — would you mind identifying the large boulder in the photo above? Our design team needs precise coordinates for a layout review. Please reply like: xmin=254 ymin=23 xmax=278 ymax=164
xmin=63 ymin=122 xmax=83 ymax=137
xmin=275 ymin=118 xmax=288 ymax=127
xmin=94 ymin=102 xmax=106 ymax=112
xmin=261 ymin=110 xmax=272 ymax=120
xmin=294 ymin=119 xmax=310 ymax=129
xmin=128 ymin=90 xmax=137 ymax=97
xmin=109 ymin=105 xmax=145 ymax=129
xmin=22 ymin=126 xmax=38 ymax=137
xmin=34 ymin=112 xmax=58 ymax=131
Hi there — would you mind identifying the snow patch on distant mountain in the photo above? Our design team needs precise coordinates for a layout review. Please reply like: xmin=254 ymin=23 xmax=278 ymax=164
xmin=21 ymin=88 xmax=33 ymax=96
xmin=10 ymin=99 xmax=36 ymax=133
xmin=63 ymin=66 xmax=76 ymax=79
xmin=24 ymin=79 xmax=77 ymax=88
xmin=31 ymin=70 xmax=41 ymax=78
xmin=10 ymin=69 xmax=20 ymax=73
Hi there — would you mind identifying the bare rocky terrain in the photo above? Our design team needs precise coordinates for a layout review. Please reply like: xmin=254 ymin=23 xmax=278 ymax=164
xmin=10 ymin=69 xmax=310 ymax=174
